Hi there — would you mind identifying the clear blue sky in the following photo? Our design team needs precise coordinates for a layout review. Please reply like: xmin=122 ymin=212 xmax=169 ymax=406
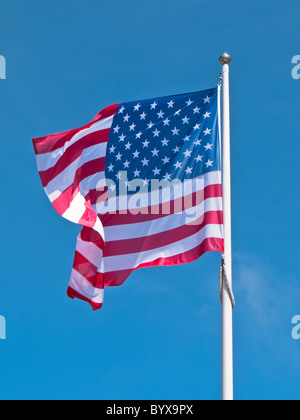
xmin=0 ymin=0 xmax=300 ymax=400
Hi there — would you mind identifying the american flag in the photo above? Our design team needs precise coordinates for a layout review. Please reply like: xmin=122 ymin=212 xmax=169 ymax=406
xmin=33 ymin=87 xmax=224 ymax=310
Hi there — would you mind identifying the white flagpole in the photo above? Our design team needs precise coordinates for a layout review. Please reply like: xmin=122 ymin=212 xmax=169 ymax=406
xmin=219 ymin=52 xmax=233 ymax=401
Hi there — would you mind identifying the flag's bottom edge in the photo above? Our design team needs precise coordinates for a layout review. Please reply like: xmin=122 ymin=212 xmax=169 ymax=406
xmin=67 ymin=287 xmax=103 ymax=311
xmin=103 ymin=237 xmax=224 ymax=287
xmin=66 ymin=237 xmax=224 ymax=311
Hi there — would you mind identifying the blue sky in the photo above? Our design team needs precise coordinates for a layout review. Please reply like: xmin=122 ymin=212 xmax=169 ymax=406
xmin=0 ymin=0 xmax=300 ymax=400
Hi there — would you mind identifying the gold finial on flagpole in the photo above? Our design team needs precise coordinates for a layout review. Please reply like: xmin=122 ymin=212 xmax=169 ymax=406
xmin=219 ymin=52 xmax=232 ymax=65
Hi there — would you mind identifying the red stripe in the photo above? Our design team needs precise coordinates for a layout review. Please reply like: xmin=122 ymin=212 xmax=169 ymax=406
xmin=51 ymin=185 xmax=79 ymax=215
xmin=33 ymin=104 xmax=118 ymax=155
xmin=99 ymin=184 xmax=222 ymax=227
xmin=39 ymin=129 xmax=110 ymax=187
xmin=67 ymin=286 xmax=103 ymax=311
xmin=72 ymin=251 xmax=104 ymax=288
xmin=90 ymin=104 xmax=119 ymax=124
xmin=78 ymin=206 xmax=98 ymax=229
xmin=103 ymin=211 xmax=223 ymax=257
xmin=73 ymin=157 xmax=105 ymax=192
xmin=80 ymin=226 xmax=105 ymax=250
xmin=103 ymin=237 xmax=224 ymax=287
xmin=88 ymin=189 xmax=109 ymax=207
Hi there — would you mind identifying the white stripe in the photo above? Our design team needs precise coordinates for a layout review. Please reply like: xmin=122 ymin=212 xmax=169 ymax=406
xmin=102 ymin=224 xmax=223 ymax=272
xmin=79 ymin=171 xmax=106 ymax=198
xmin=76 ymin=235 xmax=103 ymax=267
xmin=62 ymin=192 xmax=86 ymax=224
xmin=103 ymin=197 xmax=222 ymax=241
xmin=69 ymin=269 xmax=104 ymax=304
xmin=93 ymin=218 xmax=105 ymax=241
xmin=36 ymin=116 xmax=113 ymax=172
xmin=45 ymin=142 xmax=107 ymax=197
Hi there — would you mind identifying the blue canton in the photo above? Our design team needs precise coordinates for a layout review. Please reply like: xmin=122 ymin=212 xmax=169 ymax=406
xmin=106 ymin=88 xmax=220 ymax=195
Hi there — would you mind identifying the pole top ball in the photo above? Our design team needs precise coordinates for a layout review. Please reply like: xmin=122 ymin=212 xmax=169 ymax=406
xmin=219 ymin=52 xmax=232 ymax=65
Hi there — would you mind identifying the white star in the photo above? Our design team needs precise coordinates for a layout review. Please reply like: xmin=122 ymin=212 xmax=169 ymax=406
xmin=123 ymin=160 xmax=130 ymax=168
xmin=193 ymin=139 xmax=202 ymax=146
xmin=124 ymin=180 xmax=131 ymax=188
xmin=157 ymin=110 xmax=164 ymax=119
xmin=174 ymin=161 xmax=182 ymax=169
xmin=204 ymin=142 xmax=213 ymax=151
xmin=116 ymin=172 xmax=122 ymax=180
xmin=150 ymin=101 xmax=158 ymax=109
xmin=205 ymin=159 xmax=214 ymax=167
xmin=129 ymin=123 xmax=136 ymax=131
xmin=151 ymin=148 xmax=159 ymax=157
xmin=161 ymin=138 xmax=169 ymax=146
xmin=173 ymin=146 xmax=180 ymax=153
xmin=133 ymin=169 xmax=141 ymax=177
xmin=186 ymin=99 xmax=194 ymax=106
xmin=162 ymin=156 xmax=170 ymax=164
xmin=119 ymin=106 xmax=125 ymax=114
xmin=115 ymin=152 xmax=122 ymax=161
xmin=113 ymin=125 xmax=120 ymax=133
xmin=147 ymin=121 xmax=155 ymax=129
xmin=140 ymin=112 xmax=147 ymax=120
xmin=153 ymin=128 xmax=160 ymax=137
xmin=203 ymin=96 xmax=211 ymax=104
xmin=163 ymin=173 xmax=171 ymax=181
xmin=203 ymin=112 xmax=211 ymax=119
xmin=174 ymin=109 xmax=181 ymax=116
xmin=141 ymin=157 xmax=149 ymax=166
xmin=185 ymin=167 xmax=193 ymax=175
xmin=119 ymin=133 xmax=126 ymax=142
xmin=134 ymin=103 xmax=141 ymax=111
xmin=109 ymin=145 xmax=116 ymax=154
xmin=107 ymin=163 xmax=114 ymax=172
xmin=133 ymin=150 xmax=140 ymax=158
xmin=204 ymin=128 xmax=212 ymax=136
xmin=182 ymin=116 xmax=190 ymax=124
xmin=136 ymin=132 xmax=142 ymax=139
xmin=125 ymin=141 xmax=132 ymax=150
xmin=123 ymin=114 xmax=130 ymax=122
xmin=171 ymin=127 xmax=179 ymax=136
xmin=168 ymin=100 xmax=175 ymax=108
xmin=195 ymin=155 xmax=203 ymax=162
xmin=183 ymin=149 xmax=192 ymax=158
xmin=153 ymin=167 xmax=161 ymax=176
xmin=193 ymin=123 xmax=200 ymax=131
xmin=109 ymin=184 xmax=116 ymax=192
xmin=183 ymin=135 xmax=190 ymax=142
xmin=193 ymin=106 xmax=201 ymax=114
xmin=143 ymin=178 xmax=150 ymax=186
xmin=163 ymin=118 xmax=170 ymax=126
xmin=142 ymin=139 xmax=150 ymax=148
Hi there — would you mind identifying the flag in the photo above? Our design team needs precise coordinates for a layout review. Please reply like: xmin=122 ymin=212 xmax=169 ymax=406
xmin=33 ymin=87 xmax=224 ymax=310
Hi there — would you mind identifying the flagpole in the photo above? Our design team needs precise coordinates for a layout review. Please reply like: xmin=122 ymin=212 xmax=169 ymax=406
xmin=219 ymin=52 xmax=233 ymax=401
